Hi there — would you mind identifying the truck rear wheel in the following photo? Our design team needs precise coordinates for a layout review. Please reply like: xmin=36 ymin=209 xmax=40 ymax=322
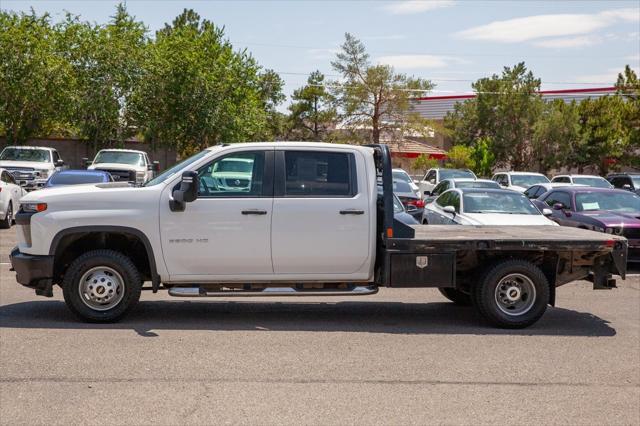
xmin=62 ymin=250 xmax=142 ymax=322
xmin=472 ymin=260 xmax=549 ymax=329
xmin=438 ymin=288 xmax=471 ymax=306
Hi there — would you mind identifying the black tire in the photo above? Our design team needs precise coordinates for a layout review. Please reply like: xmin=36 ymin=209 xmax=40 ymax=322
xmin=0 ymin=201 xmax=12 ymax=229
xmin=422 ymin=218 xmax=428 ymax=224
xmin=438 ymin=287 xmax=472 ymax=306
xmin=62 ymin=250 xmax=142 ymax=322
xmin=472 ymin=259 xmax=549 ymax=329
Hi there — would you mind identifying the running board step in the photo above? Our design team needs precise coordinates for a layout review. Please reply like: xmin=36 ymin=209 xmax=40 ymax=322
xmin=168 ymin=285 xmax=378 ymax=298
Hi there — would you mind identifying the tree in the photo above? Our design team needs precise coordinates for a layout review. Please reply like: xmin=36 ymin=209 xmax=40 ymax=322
xmin=574 ymin=95 xmax=629 ymax=174
xmin=288 ymin=70 xmax=336 ymax=141
xmin=0 ymin=10 xmax=72 ymax=144
xmin=532 ymin=99 xmax=581 ymax=174
xmin=469 ymin=137 xmax=495 ymax=177
xmin=58 ymin=4 xmax=148 ymax=148
xmin=616 ymin=65 xmax=640 ymax=168
xmin=444 ymin=63 xmax=543 ymax=170
xmin=331 ymin=33 xmax=433 ymax=144
xmin=413 ymin=154 xmax=439 ymax=173
xmin=445 ymin=145 xmax=474 ymax=169
xmin=132 ymin=9 xmax=283 ymax=155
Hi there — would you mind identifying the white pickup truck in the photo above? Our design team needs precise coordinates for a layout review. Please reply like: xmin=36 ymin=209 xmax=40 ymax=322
xmin=10 ymin=143 xmax=628 ymax=328
xmin=0 ymin=146 xmax=65 ymax=190
xmin=87 ymin=149 xmax=159 ymax=185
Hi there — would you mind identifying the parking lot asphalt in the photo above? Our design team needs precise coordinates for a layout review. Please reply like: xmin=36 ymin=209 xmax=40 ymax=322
xmin=0 ymin=227 xmax=639 ymax=425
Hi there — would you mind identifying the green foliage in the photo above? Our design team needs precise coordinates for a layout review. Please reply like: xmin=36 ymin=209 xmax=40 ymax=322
xmin=0 ymin=10 xmax=73 ymax=144
xmin=331 ymin=33 xmax=433 ymax=143
xmin=469 ymin=137 xmax=495 ymax=177
xmin=445 ymin=145 xmax=474 ymax=169
xmin=288 ymin=70 xmax=336 ymax=141
xmin=532 ymin=99 xmax=581 ymax=174
xmin=131 ymin=9 xmax=284 ymax=155
xmin=616 ymin=65 xmax=640 ymax=168
xmin=58 ymin=5 xmax=148 ymax=147
xmin=413 ymin=154 xmax=439 ymax=173
xmin=444 ymin=62 xmax=542 ymax=170
xmin=575 ymin=95 xmax=630 ymax=174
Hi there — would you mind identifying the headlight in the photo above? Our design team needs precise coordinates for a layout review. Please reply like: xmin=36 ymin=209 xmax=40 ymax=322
xmin=605 ymin=227 xmax=623 ymax=235
xmin=37 ymin=169 xmax=49 ymax=179
xmin=136 ymin=171 xmax=145 ymax=178
xmin=594 ymin=226 xmax=605 ymax=232
xmin=22 ymin=202 xmax=47 ymax=213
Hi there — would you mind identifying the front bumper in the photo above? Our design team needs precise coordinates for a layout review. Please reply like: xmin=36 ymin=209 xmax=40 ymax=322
xmin=9 ymin=247 xmax=55 ymax=296
xmin=20 ymin=179 xmax=47 ymax=190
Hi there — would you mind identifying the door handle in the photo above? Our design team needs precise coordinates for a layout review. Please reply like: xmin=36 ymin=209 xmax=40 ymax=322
xmin=241 ymin=209 xmax=267 ymax=215
xmin=340 ymin=210 xmax=365 ymax=215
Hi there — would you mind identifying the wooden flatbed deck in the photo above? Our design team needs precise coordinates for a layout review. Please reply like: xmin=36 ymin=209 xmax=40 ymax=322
xmin=408 ymin=225 xmax=625 ymax=243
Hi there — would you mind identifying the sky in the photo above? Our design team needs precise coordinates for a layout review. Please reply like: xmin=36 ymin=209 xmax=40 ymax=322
xmin=3 ymin=0 xmax=639 ymax=111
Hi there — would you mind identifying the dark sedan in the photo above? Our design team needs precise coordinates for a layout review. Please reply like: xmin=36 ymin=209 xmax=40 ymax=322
xmin=533 ymin=187 xmax=640 ymax=261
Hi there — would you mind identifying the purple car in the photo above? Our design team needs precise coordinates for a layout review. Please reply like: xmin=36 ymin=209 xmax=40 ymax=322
xmin=532 ymin=187 xmax=640 ymax=262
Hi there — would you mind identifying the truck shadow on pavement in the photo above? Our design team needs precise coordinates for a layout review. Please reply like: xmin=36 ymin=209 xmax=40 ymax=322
xmin=0 ymin=299 xmax=616 ymax=337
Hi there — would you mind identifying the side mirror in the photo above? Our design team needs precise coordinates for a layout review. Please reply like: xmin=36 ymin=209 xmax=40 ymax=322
xmin=443 ymin=205 xmax=456 ymax=214
xmin=542 ymin=208 xmax=553 ymax=216
xmin=406 ymin=204 xmax=418 ymax=212
xmin=552 ymin=203 xmax=565 ymax=210
xmin=423 ymin=190 xmax=431 ymax=196
xmin=55 ymin=159 xmax=64 ymax=167
xmin=170 ymin=171 xmax=199 ymax=212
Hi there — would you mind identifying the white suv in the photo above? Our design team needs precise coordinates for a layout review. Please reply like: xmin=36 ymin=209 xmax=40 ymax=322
xmin=88 ymin=149 xmax=158 ymax=185
xmin=491 ymin=172 xmax=550 ymax=192
xmin=0 ymin=146 xmax=65 ymax=190
xmin=551 ymin=174 xmax=613 ymax=189
xmin=416 ymin=168 xmax=477 ymax=196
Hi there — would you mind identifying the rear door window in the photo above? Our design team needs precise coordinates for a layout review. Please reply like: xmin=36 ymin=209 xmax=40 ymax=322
xmin=283 ymin=151 xmax=356 ymax=197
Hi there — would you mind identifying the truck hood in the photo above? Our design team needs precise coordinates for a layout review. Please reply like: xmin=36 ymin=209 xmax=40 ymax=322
xmin=0 ymin=160 xmax=52 ymax=170
xmin=464 ymin=213 xmax=558 ymax=226
xmin=89 ymin=163 xmax=143 ymax=172
xmin=21 ymin=182 xmax=134 ymax=202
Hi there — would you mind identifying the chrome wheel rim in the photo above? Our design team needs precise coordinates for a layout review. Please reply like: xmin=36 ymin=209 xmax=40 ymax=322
xmin=494 ymin=273 xmax=536 ymax=316
xmin=78 ymin=266 xmax=125 ymax=311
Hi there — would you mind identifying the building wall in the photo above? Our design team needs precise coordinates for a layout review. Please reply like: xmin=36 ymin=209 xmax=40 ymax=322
xmin=0 ymin=138 xmax=178 ymax=170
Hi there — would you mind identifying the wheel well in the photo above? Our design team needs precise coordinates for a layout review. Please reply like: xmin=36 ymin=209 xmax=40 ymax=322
xmin=52 ymin=231 xmax=153 ymax=284
xmin=456 ymin=251 xmax=558 ymax=305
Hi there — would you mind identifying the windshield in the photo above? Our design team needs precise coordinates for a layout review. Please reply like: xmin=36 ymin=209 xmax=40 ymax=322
xmin=456 ymin=181 xmax=500 ymax=189
xmin=392 ymin=170 xmax=412 ymax=184
xmin=575 ymin=192 xmax=640 ymax=213
xmin=0 ymin=148 xmax=50 ymax=163
xmin=439 ymin=169 xmax=475 ymax=180
xmin=48 ymin=173 xmax=106 ymax=185
xmin=463 ymin=192 xmax=540 ymax=215
xmin=511 ymin=174 xmax=550 ymax=187
xmin=145 ymin=150 xmax=210 ymax=187
xmin=392 ymin=180 xmax=414 ymax=193
xmin=573 ymin=177 xmax=612 ymax=188
xmin=94 ymin=151 xmax=144 ymax=166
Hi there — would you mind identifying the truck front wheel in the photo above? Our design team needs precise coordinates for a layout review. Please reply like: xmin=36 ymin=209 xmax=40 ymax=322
xmin=62 ymin=250 xmax=142 ymax=322
xmin=472 ymin=260 xmax=549 ymax=329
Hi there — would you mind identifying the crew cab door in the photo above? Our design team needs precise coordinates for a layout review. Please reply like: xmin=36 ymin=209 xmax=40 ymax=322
xmin=160 ymin=148 xmax=274 ymax=279
xmin=271 ymin=148 xmax=370 ymax=275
